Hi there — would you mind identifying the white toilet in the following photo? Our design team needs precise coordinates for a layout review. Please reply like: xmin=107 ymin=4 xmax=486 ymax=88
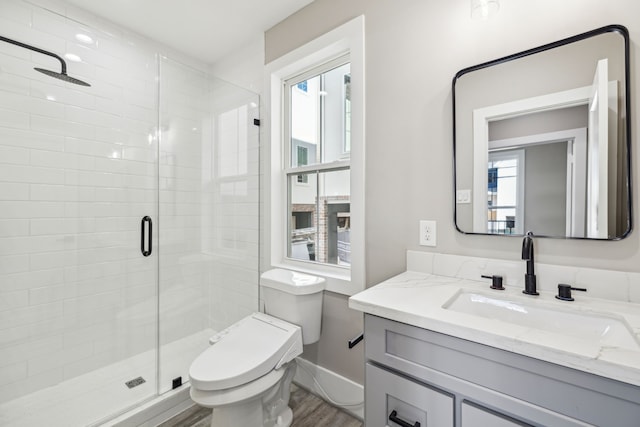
xmin=189 ymin=269 xmax=325 ymax=427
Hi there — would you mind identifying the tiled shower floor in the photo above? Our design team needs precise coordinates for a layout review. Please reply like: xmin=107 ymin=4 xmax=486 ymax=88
xmin=0 ymin=329 xmax=213 ymax=427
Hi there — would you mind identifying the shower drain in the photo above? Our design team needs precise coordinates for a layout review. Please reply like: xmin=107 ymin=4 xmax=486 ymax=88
xmin=125 ymin=377 xmax=146 ymax=389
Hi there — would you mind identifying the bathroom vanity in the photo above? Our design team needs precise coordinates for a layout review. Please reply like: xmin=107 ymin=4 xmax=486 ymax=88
xmin=349 ymin=265 xmax=640 ymax=427
xmin=364 ymin=314 xmax=639 ymax=426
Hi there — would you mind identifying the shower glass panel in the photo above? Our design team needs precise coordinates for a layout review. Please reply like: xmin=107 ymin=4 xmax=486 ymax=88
xmin=0 ymin=1 xmax=159 ymax=425
xmin=158 ymin=57 xmax=261 ymax=393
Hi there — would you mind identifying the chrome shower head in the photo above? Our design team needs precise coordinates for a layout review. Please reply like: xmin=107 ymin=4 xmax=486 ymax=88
xmin=34 ymin=67 xmax=91 ymax=87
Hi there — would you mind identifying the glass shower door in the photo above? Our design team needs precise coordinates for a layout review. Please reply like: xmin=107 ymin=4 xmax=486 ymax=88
xmin=158 ymin=57 xmax=260 ymax=393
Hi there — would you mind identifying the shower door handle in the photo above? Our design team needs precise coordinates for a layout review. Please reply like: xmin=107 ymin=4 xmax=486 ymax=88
xmin=141 ymin=216 xmax=152 ymax=257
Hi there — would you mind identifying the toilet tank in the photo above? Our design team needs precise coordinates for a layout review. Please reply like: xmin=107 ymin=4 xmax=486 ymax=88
xmin=260 ymin=269 xmax=325 ymax=345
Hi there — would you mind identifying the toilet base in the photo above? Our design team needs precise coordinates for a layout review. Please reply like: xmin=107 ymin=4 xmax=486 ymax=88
xmin=202 ymin=361 xmax=297 ymax=427
xmin=210 ymin=400 xmax=262 ymax=426
xmin=274 ymin=407 xmax=293 ymax=427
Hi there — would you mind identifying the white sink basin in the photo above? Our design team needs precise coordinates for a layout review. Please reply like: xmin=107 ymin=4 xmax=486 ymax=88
xmin=444 ymin=291 xmax=640 ymax=351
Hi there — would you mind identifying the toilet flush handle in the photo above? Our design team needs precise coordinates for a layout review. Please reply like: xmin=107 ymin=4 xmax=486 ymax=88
xmin=348 ymin=333 xmax=364 ymax=349
xmin=275 ymin=341 xmax=303 ymax=370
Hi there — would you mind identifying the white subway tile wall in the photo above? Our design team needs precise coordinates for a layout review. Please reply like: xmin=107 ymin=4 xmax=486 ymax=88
xmin=0 ymin=0 xmax=260 ymax=413
xmin=0 ymin=0 xmax=158 ymax=404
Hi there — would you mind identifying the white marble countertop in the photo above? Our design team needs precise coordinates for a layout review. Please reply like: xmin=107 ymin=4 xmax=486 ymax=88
xmin=349 ymin=271 xmax=640 ymax=387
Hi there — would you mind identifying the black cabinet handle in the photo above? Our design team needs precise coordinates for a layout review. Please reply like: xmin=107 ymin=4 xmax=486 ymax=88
xmin=141 ymin=216 xmax=152 ymax=257
xmin=389 ymin=410 xmax=420 ymax=427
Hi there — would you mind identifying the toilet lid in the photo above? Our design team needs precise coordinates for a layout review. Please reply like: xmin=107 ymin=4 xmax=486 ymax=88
xmin=189 ymin=313 xmax=302 ymax=391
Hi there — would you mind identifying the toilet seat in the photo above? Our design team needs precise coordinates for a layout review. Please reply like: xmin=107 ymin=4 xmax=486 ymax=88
xmin=191 ymin=366 xmax=286 ymax=407
xmin=189 ymin=312 xmax=303 ymax=392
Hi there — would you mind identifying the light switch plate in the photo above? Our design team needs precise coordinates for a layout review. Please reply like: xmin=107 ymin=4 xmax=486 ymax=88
xmin=419 ymin=220 xmax=436 ymax=247
xmin=456 ymin=189 xmax=471 ymax=204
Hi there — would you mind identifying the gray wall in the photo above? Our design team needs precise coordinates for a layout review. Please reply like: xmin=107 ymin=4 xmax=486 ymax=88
xmin=265 ymin=0 xmax=640 ymax=385
xmin=523 ymin=143 xmax=568 ymax=236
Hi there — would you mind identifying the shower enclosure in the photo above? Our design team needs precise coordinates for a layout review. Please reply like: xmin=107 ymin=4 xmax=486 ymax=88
xmin=0 ymin=1 xmax=260 ymax=425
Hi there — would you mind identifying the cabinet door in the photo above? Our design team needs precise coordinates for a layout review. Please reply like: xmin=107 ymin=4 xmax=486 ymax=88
xmin=461 ymin=401 xmax=531 ymax=427
xmin=366 ymin=363 xmax=453 ymax=426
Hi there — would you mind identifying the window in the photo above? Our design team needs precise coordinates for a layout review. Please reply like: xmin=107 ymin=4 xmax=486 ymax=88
xmin=343 ymin=74 xmax=351 ymax=154
xmin=296 ymin=146 xmax=309 ymax=183
xmin=286 ymin=59 xmax=351 ymax=266
xmin=296 ymin=80 xmax=308 ymax=92
xmin=487 ymin=150 xmax=524 ymax=234
xmin=266 ymin=16 xmax=364 ymax=295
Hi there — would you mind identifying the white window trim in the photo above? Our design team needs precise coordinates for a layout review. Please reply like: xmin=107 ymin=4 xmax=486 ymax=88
xmin=487 ymin=149 xmax=525 ymax=235
xmin=264 ymin=16 xmax=365 ymax=296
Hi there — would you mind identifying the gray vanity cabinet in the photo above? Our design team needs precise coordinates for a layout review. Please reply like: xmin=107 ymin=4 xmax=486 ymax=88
xmin=364 ymin=314 xmax=640 ymax=427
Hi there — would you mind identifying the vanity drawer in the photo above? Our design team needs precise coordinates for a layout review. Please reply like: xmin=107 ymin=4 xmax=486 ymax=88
xmin=461 ymin=401 xmax=529 ymax=427
xmin=365 ymin=362 xmax=454 ymax=427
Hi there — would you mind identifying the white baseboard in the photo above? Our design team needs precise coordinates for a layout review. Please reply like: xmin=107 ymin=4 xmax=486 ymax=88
xmin=293 ymin=357 xmax=364 ymax=420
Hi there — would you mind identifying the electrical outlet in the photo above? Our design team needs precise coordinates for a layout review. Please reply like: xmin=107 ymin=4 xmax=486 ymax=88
xmin=419 ymin=220 xmax=436 ymax=247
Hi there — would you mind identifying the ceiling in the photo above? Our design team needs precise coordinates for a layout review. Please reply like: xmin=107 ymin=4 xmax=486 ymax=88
xmin=63 ymin=0 xmax=314 ymax=64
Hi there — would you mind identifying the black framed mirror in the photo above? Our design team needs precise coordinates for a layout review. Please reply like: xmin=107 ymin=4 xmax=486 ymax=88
xmin=453 ymin=25 xmax=631 ymax=240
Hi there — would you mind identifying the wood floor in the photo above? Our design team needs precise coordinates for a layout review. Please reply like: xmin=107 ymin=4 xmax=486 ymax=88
xmin=159 ymin=384 xmax=363 ymax=427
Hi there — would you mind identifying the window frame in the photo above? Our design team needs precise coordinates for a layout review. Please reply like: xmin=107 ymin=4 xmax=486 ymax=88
xmin=284 ymin=56 xmax=351 ymax=266
xmin=265 ymin=16 xmax=365 ymax=296
xmin=284 ymin=55 xmax=350 ymax=169
xmin=487 ymin=149 xmax=525 ymax=235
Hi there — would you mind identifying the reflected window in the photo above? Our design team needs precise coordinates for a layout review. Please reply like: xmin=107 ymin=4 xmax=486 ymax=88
xmin=487 ymin=150 xmax=524 ymax=234
xmin=218 ymin=106 xmax=248 ymax=178
xmin=344 ymin=74 xmax=351 ymax=154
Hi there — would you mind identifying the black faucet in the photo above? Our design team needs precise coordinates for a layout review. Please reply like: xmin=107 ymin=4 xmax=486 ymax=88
xmin=521 ymin=231 xmax=539 ymax=295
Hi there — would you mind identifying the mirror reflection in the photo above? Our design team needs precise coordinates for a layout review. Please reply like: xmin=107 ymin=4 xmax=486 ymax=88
xmin=454 ymin=25 xmax=630 ymax=239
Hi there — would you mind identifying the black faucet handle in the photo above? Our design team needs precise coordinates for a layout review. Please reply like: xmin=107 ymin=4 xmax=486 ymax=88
xmin=555 ymin=284 xmax=587 ymax=301
xmin=481 ymin=275 xmax=505 ymax=290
